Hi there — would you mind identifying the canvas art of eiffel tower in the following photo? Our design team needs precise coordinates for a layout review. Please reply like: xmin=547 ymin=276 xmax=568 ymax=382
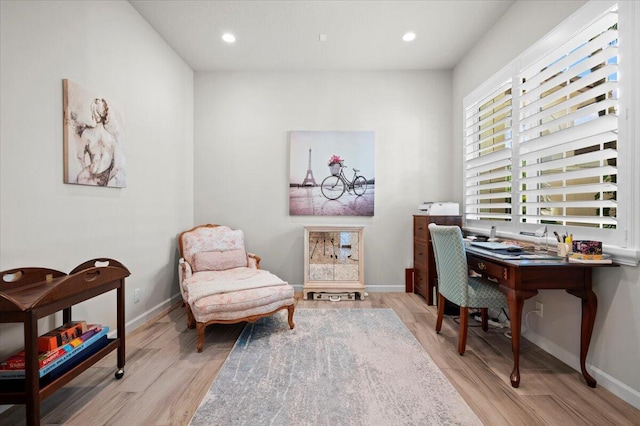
xmin=301 ymin=148 xmax=317 ymax=186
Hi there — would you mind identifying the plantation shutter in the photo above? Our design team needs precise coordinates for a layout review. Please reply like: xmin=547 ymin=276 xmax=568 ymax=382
xmin=464 ymin=80 xmax=513 ymax=221
xmin=517 ymin=10 xmax=618 ymax=228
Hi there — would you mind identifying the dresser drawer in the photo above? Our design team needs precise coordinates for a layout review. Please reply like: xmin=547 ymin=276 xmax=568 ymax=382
xmin=440 ymin=216 xmax=462 ymax=226
xmin=413 ymin=241 xmax=428 ymax=268
xmin=414 ymin=215 xmax=462 ymax=242
xmin=413 ymin=267 xmax=427 ymax=298
xmin=413 ymin=216 xmax=429 ymax=241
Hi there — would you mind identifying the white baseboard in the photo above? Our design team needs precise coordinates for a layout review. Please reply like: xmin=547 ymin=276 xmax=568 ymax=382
xmin=290 ymin=284 xmax=405 ymax=293
xmin=118 ymin=285 xmax=406 ymax=337
xmin=523 ymin=330 xmax=640 ymax=410
xmin=108 ymin=293 xmax=183 ymax=338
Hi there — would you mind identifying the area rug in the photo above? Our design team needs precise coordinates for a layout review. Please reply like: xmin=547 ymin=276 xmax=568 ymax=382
xmin=190 ymin=309 xmax=481 ymax=425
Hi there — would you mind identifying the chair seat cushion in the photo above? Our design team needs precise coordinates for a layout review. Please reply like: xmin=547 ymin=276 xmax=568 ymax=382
xmin=184 ymin=266 xmax=294 ymax=322
xmin=185 ymin=267 xmax=260 ymax=285
xmin=184 ymin=267 xmax=289 ymax=303
xmin=191 ymin=284 xmax=294 ymax=321
xmin=465 ymin=276 xmax=508 ymax=309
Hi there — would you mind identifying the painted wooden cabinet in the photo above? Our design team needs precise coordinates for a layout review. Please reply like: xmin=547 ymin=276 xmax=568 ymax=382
xmin=303 ymin=226 xmax=365 ymax=300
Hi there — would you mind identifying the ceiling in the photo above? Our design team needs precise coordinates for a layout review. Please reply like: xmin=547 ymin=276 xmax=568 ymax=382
xmin=129 ymin=0 xmax=515 ymax=72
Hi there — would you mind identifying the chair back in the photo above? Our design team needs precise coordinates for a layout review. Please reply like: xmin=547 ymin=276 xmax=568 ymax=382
xmin=179 ymin=224 xmax=246 ymax=267
xmin=428 ymin=224 xmax=469 ymax=307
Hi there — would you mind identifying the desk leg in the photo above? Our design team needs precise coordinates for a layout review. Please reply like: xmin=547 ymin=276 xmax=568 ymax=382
xmin=505 ymin=288 xmax=524 ymax=387
xmin=504 ymin=287 xmax=537 ymax=388
xmin=568 ymin=288 xmax=598 ymax=388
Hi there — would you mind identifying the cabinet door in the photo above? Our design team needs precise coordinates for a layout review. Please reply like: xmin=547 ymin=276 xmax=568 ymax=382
xmin=307 ymin=230 xmax=359 ymax=281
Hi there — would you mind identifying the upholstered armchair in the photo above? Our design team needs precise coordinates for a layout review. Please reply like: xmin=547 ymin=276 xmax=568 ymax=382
xmin=178 ymin=224 xmax=295 ymax=352
xmin=428 ymin=223 xmax=509 ymax=355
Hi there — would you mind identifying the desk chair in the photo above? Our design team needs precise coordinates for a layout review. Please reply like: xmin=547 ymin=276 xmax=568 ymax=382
xmin=428 ymin=224 xmax=509 ymax=355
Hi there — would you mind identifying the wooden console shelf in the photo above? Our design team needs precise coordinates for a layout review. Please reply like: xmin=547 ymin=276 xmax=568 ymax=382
xmin=0 ymin=258 xmax=130 ymax=426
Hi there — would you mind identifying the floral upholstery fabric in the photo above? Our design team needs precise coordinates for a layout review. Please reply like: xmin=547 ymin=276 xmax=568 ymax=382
xmin=428 ymin=224 xmax=507 ymax=309
xmin=178 ymin=224 xmax=295 ymax=328
xmin=184 ymin=267 xmax=261 ymax=287
xmin=191 ymin=285 xmax=294 ymax=319
xmin=183 ymin=268 xmax=288 ymax=303
xmin=193 ymin=249 xmax=248 ymax=272
xmin=193 ymin=297 xmax=295 ymax=323
xmin=181 ymin=226 xmax=246 ymax=268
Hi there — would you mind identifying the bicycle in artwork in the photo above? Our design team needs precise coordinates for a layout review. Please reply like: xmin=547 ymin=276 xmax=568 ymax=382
xmin=320 ymin=157 xmax=367 ymax=201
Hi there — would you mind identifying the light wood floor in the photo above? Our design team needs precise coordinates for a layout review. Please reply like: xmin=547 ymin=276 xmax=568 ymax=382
xmin=2 ymin=293 xmax=639 ymax=425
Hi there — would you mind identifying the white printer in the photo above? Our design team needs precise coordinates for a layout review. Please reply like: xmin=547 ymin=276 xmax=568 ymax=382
xmin=418 ymin=202 xmax=460 ymax=215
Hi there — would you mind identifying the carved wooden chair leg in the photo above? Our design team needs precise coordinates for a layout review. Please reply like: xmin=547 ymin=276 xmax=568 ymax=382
xmin=458 ymin=306 xmax=469 ymax=355
xmin=481 ymin=307 xmax=489 ymax=332
xmin=287 ymin=304 xmax=296 ymax=329
xmin=435 ymin=293 xmax=446 ymax=333
xmin=196 ymin=322 xmax=205 ymax=353
xmin=186 ymin=305 xmax=196 ymax=329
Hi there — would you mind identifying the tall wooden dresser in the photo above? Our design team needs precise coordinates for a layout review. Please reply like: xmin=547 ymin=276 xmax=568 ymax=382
xmin=413 ymin=214 xmax=462 ymax=305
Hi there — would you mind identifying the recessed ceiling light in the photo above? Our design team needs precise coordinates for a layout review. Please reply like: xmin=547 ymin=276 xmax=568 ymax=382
xmin=222 ymin=33 xmax=236 ymax=43
xmin=402 ymin=32 xmax=416 ymax=42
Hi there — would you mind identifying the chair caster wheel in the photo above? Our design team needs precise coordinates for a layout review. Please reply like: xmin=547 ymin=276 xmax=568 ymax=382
xmin=115 ymin=368 xmax=124 ymax=379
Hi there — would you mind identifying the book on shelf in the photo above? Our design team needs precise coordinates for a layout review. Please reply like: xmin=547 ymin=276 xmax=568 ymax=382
xmin=37 ymin=320 xmax=87 ymax=352
xmin=0 ymin=325 xmax=109 ymax=380
xmin=568 ymin=253 xmax=612 ymax=264
xmin=1 ymin=323 xmax=98 ymax=371
xmin=0 ymin=344 xmax=73 ymax=370
xmin=67 ymin=326 xmax=101 ymax=348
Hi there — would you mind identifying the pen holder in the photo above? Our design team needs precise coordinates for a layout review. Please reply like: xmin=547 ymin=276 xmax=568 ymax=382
xmin=557 ymin=243 xmax=571 ymax=257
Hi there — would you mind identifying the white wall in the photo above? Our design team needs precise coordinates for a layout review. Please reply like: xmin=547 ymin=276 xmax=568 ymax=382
xmin=194 ymin=71 xmax=451 ymax=289
xmin=453 ymin=0 xmax=640 ymax=408
xmin=0 ymin=0 xmax=193 ymax=363
xmin=4 ymin=0 xmax=637 ymax=413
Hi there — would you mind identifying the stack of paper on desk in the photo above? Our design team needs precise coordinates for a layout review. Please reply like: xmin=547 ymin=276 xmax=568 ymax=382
xmin=470 ymin=242 xmax=521 ymax=250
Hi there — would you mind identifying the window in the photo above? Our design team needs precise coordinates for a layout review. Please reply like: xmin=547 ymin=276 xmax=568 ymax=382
xmin=517 ymin=14 xmax=618 ymax=230
xmin=464 ymin=81 xmax=513 ymax=222
xmin=463 ymin=1 xmax=639 ymax=265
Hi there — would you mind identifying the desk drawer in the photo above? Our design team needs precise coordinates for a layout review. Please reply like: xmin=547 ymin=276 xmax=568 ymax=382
xmin=468 ymin=255 xmax=508 ymax=281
